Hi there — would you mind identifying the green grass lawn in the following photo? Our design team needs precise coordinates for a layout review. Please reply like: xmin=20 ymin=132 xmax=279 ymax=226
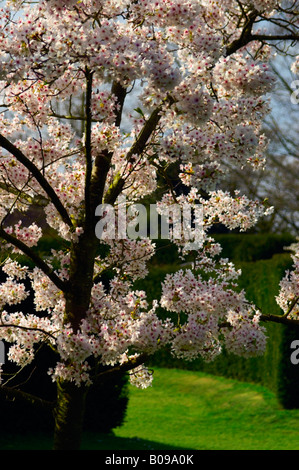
xmin=109 ymin=368 xmax=299 ymax=451
xmin=2 ymin=367 xmax=299 ymax=450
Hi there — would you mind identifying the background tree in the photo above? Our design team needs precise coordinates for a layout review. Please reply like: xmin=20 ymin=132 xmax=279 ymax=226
xmin=0 ymin=0 xmax=298 ymax=450
xmin=223 ymin=52 xmax=299 ymax=233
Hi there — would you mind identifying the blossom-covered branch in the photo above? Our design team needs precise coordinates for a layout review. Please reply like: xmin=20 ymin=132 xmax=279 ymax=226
xmin=0 ymin=134 xmax=73 ymax=229
xmin=105 ymin=94 xmax=175 ymax=205
xmin=0 ymin=227 xmax=67 ymax=292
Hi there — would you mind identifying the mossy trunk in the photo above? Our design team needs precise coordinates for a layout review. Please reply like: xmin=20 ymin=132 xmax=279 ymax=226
xmin=53 ymin=379 xmax=87 ymax=450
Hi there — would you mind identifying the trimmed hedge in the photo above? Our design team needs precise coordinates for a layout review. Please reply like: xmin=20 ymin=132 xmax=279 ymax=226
xmin=213 ymin=232 xmax=295 ymax=262
xmin=149 ymin=232 xmax=295 ymax=266
xmin=135 ymin=233 xmax=299 ymax=409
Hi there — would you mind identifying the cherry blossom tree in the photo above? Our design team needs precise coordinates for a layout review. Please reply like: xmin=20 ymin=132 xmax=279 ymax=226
xmin=0 ymin=0 xmax=298 ymax=450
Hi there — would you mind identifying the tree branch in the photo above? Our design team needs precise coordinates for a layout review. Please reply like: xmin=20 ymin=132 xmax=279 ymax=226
xmin=0 ymin=385 xmax=55 ymax=411
xmin=251 ymin=33 xmax=299 ymax=42
xmin=225 ymin=10 xmax=258 ymax=56
xmin=84 ymin=80 xmax=128 ymax=225
xmin=0 ymin=134 xmax=73 ymax=228
xmin=0 ymin=181 xmax=48 ymax=207
xmin=104 ymin=94 xmax=175 ymax=205
xmin=111 ymin=80 xmax=127 ymax=128
xmin=0 ymin=323 xmax=57 ymax=341
xmin=89 ymin=149 xmax=113 ymax=219
xmin=0 ymin=227 xmax=67 ymax=292
xmin=260 ymin=313 xmax=299 ymax=327
xmin=49 ymin=112 xmax=103 ymax=122
xmin=225 ymin=8 xmax=299 ymax=58
xmin=95 ymin=353 xmax=149 ymax=380
xmin=84 ymin=68 xmax=94 ymax=229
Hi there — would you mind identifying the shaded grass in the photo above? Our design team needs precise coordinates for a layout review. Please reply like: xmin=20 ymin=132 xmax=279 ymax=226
xmin=2 ymin=368 xmax=299 ymax=450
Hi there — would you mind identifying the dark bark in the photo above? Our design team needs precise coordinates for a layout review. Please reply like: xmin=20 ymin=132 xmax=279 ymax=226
xmin=64 ymin=231 xmax=98 ymax=332
xmin=53 ymin=379 xmax=87 ymax=450
xmin=111 ymin=81 xmax=127 ymax=128
xmin=260 ymin=313 xmax=299 ymax=327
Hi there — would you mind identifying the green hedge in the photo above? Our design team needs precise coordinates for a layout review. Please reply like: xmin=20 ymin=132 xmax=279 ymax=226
xmin=135 ymin=233 xmax=299 ymax=409
xmin=211 ymin=232 xmax=295 ymax=262
xmin=150 ymin=232 xmax=295 ymax=265
xmin=236 ymin=254 xmax=299 ymax=409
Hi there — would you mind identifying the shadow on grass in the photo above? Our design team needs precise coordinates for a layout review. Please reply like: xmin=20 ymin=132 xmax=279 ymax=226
xmin=0 ymin=432 xmax=53 ymax=450
xmin=81 ymin=432 xmax=195 ymax=450
xmin=0 ymin=432 xmax=194 ymax=451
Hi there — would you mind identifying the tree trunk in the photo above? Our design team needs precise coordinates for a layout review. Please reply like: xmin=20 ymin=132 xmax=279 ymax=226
xmin=52 ymin=230 xmax=96 ymax=450
xmin=53 ymin=379 xmax=87 ymax=450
